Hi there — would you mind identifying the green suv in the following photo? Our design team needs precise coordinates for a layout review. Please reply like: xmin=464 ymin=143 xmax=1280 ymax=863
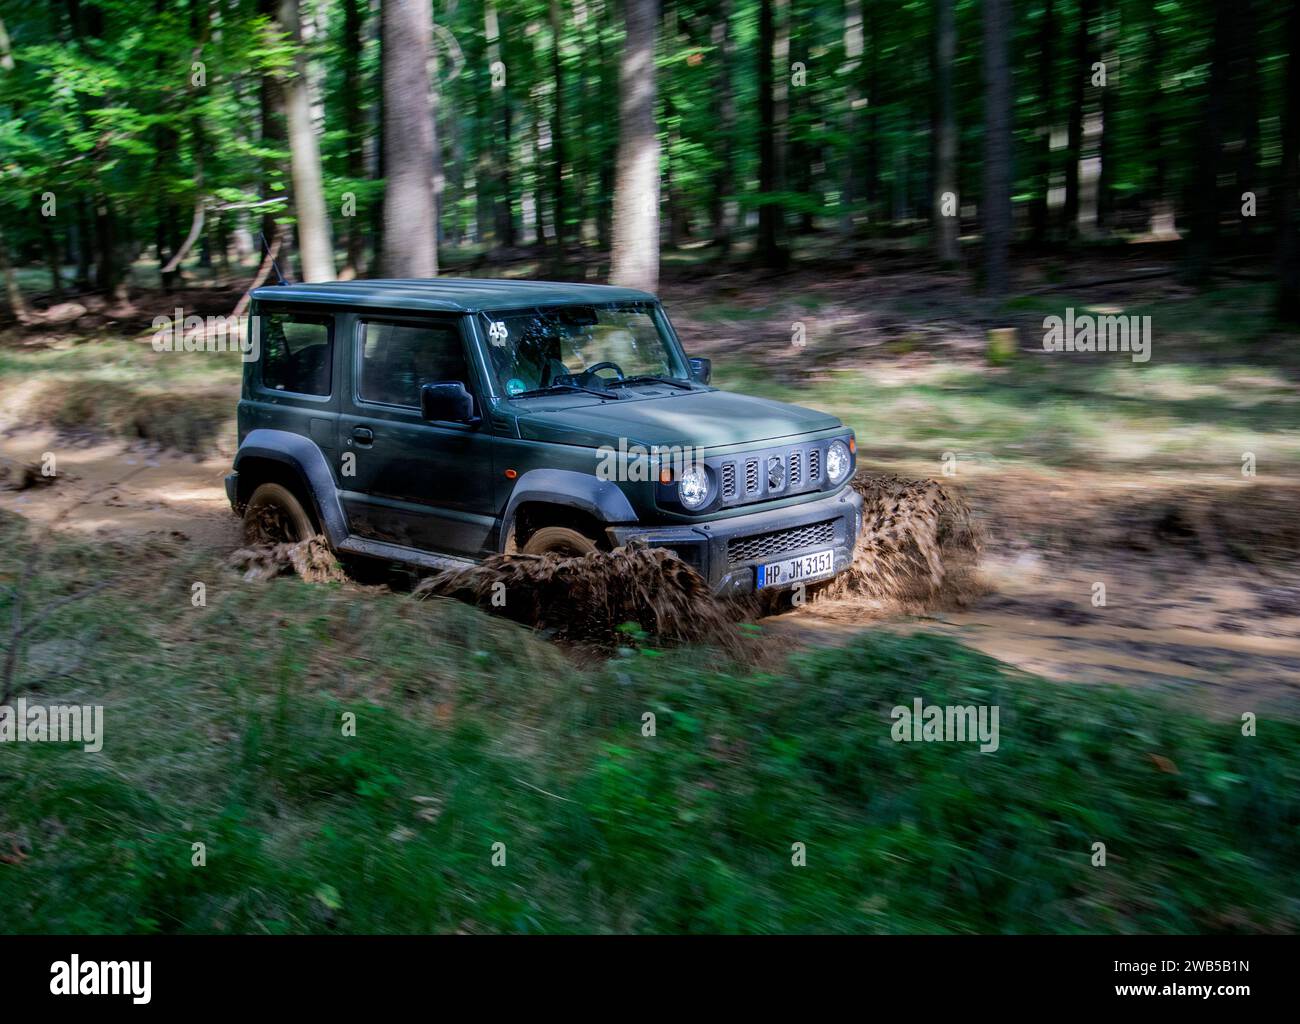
xmin=226 ymin=279 xmax=863 ymax=596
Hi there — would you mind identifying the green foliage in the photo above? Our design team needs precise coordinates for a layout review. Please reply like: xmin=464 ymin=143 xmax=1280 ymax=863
xmin=4 ymin=0 xmax=1291 ymax=287
xmin=0 ymin=524 xmax=1296 ymax=934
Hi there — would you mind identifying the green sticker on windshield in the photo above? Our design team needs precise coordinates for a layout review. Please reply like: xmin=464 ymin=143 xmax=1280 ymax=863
xmin=506 ymin=377 xmax=526 ymax=395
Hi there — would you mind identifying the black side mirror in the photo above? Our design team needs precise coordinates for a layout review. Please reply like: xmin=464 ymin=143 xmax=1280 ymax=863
xmin=420 ymin=381 xmax=479 ymax=424
xmin=689 ymin=357 xmax=712 ymax=385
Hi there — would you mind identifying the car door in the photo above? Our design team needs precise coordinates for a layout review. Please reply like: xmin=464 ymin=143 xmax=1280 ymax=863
xmin=337 ymin=313 xmax=496 ymax=556
xmin=241 ymin=303 xmax=340 ymax=466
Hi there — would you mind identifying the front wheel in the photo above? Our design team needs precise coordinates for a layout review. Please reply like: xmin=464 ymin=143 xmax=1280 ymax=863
xmin=243 ymin=482 xmax=315 ymax=545
xmin=520 ymin=526 xmax=599 ymax=557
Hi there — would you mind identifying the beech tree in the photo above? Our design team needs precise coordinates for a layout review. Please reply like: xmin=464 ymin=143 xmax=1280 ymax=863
xmin=278 ymin=0 xmax=335 ymax=282
xmin=380 ymin=0 xmax=438 ymax=278
xmin=609 ymin=0 xmax=659 ymax=293
xmin=982 ymin=0 xmax=1012 ymax=296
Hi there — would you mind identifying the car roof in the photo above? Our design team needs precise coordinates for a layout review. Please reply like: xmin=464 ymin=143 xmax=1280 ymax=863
xmin=250 ymin=277 xmax=658 ymax=314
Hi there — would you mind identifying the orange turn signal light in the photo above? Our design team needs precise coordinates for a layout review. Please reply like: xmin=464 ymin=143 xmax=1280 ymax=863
xmin=504 ymin=468 xmax=518 ymax=479
xmin=658 ymin=468 xmax=673 ymax=485
xmin=849 ymin=437 xmax=856 ymax=454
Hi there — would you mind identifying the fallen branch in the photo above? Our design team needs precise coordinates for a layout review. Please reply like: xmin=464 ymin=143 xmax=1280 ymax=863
xmin=1024 ymin=268 xmax=1176 ymax=293
xmin=231 ymin=230 xmax=283 ymax=320
xmin=160 ymin=198 xmax=207 ymax=275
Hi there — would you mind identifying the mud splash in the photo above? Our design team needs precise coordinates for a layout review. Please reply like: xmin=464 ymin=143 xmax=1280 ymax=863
xmin=414 ymin=544 xmax=748 ymax=654
xmin=821 ymin=473 xmax=984 ymax=611
xmin=224 ymin=475 xmax=982 ymax=650
xmin=412 ymin=473 xmax=980 ymax=647
xmin=229 ymin=535 xmax=347 ymax=583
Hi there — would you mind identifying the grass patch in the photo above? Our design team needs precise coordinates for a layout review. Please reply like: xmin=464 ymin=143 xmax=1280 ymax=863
xmin=20 ymin=377 xmax=235 ymax=455
xmin=0 ymin=520 xmax=1296 ymax=934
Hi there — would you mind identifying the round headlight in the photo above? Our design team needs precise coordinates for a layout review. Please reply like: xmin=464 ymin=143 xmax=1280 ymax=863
xmin=826 ymin=439 xmax=851 ymax=484
xmin=677 ymin=465 xmax=711 ymax=509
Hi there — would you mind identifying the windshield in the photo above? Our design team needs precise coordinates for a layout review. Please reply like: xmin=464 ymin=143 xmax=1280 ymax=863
xmin=480 ymin=303 xmax=688 ymax=396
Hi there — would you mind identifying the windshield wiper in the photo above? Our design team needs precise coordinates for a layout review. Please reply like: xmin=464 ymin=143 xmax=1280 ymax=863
xmin=605 ymin=375 xmax=694 ymax=391
xmin=507 ymin=383 xmax=620 ymax=400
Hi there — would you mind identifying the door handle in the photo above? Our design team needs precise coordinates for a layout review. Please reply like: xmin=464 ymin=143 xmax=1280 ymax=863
xmin=351 ymin=426 xmax=374 ymax=446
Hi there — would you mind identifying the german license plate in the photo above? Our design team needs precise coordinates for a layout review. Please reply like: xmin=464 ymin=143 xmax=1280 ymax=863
xmin=756 ymin=548 xmax=835 ymax=589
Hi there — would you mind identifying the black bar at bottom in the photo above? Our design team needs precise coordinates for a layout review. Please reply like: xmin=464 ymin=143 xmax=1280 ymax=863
xmin=0 ymin=934 xmax=1290 ymax=1011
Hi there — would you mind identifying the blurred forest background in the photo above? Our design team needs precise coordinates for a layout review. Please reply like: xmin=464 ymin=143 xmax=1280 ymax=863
xmin=0 ymin=0 xmax=1297 ymax=319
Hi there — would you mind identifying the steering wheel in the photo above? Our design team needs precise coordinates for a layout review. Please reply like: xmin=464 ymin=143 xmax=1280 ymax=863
xmin=582 ymin=361 xmax=625 ymax=381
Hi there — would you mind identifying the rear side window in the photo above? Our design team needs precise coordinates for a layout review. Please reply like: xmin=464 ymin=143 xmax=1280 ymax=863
xmin=260 ymin=311 xmax=333 ymax=396
xmin=358 ymin=319 xmax=471 ymax=408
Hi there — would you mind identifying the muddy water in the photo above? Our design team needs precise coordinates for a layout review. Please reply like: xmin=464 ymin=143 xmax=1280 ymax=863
xmin=0 ymin=427 xmax=239 ymax=549
xmin=776 ymin=547 xmax=1300 ymax=715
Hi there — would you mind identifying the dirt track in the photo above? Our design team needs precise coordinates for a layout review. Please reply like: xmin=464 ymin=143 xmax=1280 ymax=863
xmin=4 ymin=419 xmax=1298 ymax=715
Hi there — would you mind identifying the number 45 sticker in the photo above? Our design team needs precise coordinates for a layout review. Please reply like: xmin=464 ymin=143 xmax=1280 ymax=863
xmin=487 ymin=321 xmax=508 ymax=346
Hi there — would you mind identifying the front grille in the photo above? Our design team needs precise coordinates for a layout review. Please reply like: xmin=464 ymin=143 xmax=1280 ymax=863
xmin=745 ymin=459 xmax=759 ymax=494
xmin=727 ymin=519 xmax=836 ymax=565
xmin=789 ymin=450 xmax=801 ymax=486
xmin=721 ymin=462 xmax=736 ymax=499
xmin=809 ymin=448 xmax=820 ymax=482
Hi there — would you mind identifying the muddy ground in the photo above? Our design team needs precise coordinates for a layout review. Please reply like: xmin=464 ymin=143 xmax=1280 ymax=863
xmin=2 ymin=258 xmax=1297 ymax=715
xmin=3 ymin=418 xmax=1297 ymax=715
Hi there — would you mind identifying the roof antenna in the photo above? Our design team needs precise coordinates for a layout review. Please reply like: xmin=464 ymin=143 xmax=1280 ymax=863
xmin=259 ymin=230 xmax=288 ymax=286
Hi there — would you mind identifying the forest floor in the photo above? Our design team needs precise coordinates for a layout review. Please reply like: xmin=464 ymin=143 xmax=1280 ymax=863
xmin=2 ymin=257 xmax=1299 ymax=932
xmin=3 ymin=254 xmax=1297 ymax=713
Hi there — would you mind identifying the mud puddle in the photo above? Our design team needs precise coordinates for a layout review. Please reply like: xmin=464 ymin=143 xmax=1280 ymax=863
xmin=0 ymin=428 xmax=238 ymax=550
xmin=770 ymin=473 xmax=1300 ymax=713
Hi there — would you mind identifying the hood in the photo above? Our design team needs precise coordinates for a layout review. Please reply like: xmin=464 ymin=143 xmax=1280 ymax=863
xmin=513 ymin=388 xmax=843 ymax=450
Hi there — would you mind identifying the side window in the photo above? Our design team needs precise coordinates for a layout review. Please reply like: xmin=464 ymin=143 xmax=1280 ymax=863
xmin=260 ymin=311 xmax=333 ymax=396
xmin=358 ymin=320 xmax=471 ymax=408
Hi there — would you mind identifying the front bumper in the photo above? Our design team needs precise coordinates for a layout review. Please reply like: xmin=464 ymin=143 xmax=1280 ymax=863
xmin=608 ymin=486 xmax=864 ymax=597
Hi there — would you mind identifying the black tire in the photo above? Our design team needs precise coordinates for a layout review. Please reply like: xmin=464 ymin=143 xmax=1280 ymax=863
xmin=243 ymin=482 xmax=316 ymax=545
xmin=520 ymin=525 xmax=600 ymax=557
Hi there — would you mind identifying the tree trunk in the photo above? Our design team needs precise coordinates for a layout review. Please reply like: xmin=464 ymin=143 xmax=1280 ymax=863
xmin=94 ymin=195 xmax=122 ymax=299
xmin=934 ymin=0 xmax=959 ymax=263
xmin=1031 ymin=0 xmax=1054 ymax=243
xmin=550 ymin=0 xmax=566 ymax=262
xmin=1235 ymin=0 xmax=1260 ymax=242
xmin=0 ymin=224 xmax=29 ymax=322
xmin=712 ymin=0 xmax=736 ymax=253
xmin=982 ymin=0 xmax=1012 ymax=296
xmin=430 ymin=22 xmax=445 ymax=249
xmin=341 ymin=0 xmax=366 ymax=275
xmin=865 ymin=1 xmax=880 ymax=225
xmin=1277 ymin=0 xmax=1300 ymax=322
xmin=756 ymin=0 xmax=787 ymax=268
xmin=1143 ymin=17 xmax=1171 ymax=236
xmin=37 ymin=203 xmax=64 ymax=297
xmin=381 ymin=0 xmax=438 ymax=277
xmin=259 ymin=0 xmax=287 ymax=265
xmin=1064 ymin=0 xmax=1094 ymax=238
xmin=1097 ymin=2 xmax=1116 ymax=229
xmin=75 ymin=198 xmax=93 ymax=289
xmin=1186 ymin=0 xmax=1231 ymax=285
xmin=279 ymin=0 xmax=336 ymax=282
xmin=609 ymin=0 xmax=660 ymax=293
xmin=840 ymin=0 xmax=862 ymax=238
xmin=483 ymin=3 xmax=512 ymax=249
